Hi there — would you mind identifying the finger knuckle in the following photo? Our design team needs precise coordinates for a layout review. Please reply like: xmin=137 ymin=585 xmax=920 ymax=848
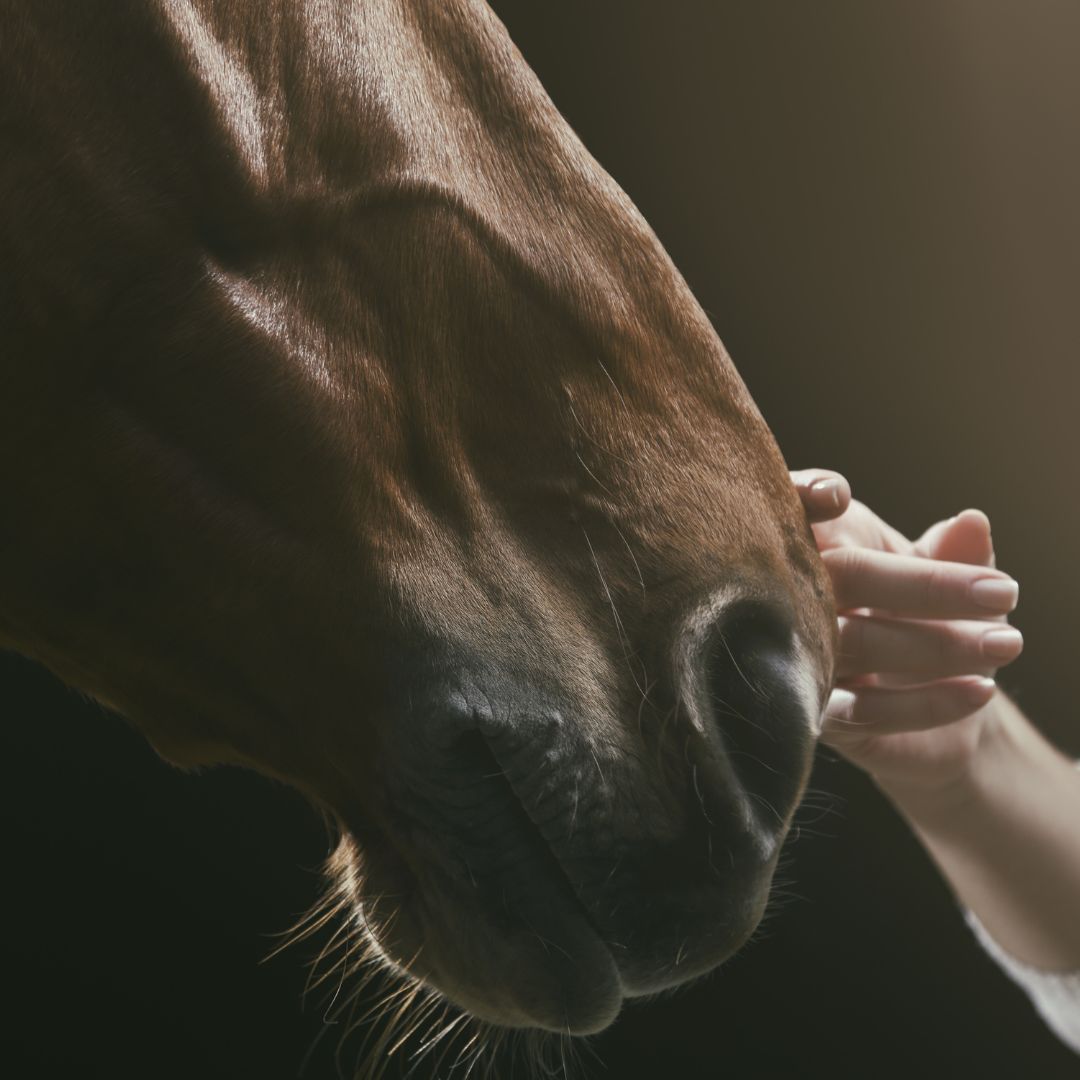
xmin=922 ymin=563 xmax=952 ymax=611
xmin=826 ymin=547 xmax=868 ymax=603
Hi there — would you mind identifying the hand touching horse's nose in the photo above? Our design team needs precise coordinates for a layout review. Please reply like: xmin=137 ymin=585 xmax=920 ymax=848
xmin=791 ymin=468 xmax=1024 ymax=801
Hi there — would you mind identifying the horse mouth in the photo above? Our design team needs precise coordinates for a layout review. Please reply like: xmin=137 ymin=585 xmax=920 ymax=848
xmin=483 ymin=729 xmax=778 ymax=1001
xmin=352 ymin=732 xmax=624 ymax=1035
xmin=351 ymin=725 xmax=780 ymax=1035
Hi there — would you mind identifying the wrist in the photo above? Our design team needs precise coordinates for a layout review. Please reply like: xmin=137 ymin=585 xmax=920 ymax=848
xmin=877 ymin=692 xmax=1080 ymax=970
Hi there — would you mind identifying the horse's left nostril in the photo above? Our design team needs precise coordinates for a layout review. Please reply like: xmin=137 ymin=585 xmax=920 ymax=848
xmin=694 ymin=599 xmax=817 ymax=834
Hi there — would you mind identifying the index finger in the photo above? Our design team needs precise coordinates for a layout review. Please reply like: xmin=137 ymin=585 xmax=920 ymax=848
xmin=824 ymin=547 xmax=1020 ymax=618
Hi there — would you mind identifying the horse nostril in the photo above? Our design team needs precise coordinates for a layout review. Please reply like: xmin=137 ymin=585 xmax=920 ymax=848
xmin=697 ymin=600 xmax=815 ymax=829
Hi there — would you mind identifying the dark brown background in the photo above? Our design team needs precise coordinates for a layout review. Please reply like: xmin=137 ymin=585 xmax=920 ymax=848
xmin=3 ymin=2 xmax=1078 ymax=1077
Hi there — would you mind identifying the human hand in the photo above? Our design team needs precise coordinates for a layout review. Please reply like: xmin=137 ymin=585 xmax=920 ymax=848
xmin=790 ymin=469 xmax=1023 ymax=805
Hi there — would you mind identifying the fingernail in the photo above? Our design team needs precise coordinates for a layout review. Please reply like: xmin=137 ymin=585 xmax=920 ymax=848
xmin=810 ymin=477 xmax=844 ymax=509
xmin=970 ymin=577 xmax=1019 ymax=612
xmin=981 ymin=627 xmax=1024 ymax=662
xmin=963 ymin=676 xmax=998 ymax=700
xmin=822 ymin=687 xmax=856 ymax=725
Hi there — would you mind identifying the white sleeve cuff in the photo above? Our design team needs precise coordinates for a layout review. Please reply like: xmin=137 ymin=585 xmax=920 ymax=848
xmin=965 ymin=909 xmax=1080 ymax=1054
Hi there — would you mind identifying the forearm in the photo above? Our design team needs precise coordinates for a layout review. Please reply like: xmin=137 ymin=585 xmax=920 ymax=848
xmin=881 ymin=692 xmax=1080 ymax=971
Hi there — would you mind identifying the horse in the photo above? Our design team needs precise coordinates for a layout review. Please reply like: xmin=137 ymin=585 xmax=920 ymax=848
xmin=0 ymin=0 xmax=835 ymax=1051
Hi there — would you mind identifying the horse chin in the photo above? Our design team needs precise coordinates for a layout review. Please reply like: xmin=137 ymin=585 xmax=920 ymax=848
xmin=342 ymin=846 xmax=624 ymax=1036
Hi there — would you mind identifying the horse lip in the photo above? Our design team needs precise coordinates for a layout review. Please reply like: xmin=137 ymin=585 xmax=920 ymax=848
xmin=492 ymin=750 xmax=611 ymax=940
xmin=480 ymin=732 xmax=787 ymax=997
xmin=356 ymin=732 xmax=625 ymax=1033
xmin=337 ymin=793 xmax=623 ymax=1035
xmin=478 ymin=733 xmax=615 ymax=959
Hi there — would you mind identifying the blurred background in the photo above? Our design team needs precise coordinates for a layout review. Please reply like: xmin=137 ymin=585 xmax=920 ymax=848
xmin=3 ymin=1 xmax=1078 ymax=1076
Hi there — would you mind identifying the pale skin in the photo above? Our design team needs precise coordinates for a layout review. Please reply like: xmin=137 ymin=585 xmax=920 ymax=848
xmin=791 ymin=468 xmax=1080 ymax=973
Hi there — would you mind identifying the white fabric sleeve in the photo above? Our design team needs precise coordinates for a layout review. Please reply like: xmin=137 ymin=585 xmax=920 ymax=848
xmin=965 ymin=909 xmax=1080 ymax=1054
xmin=962 ymin=756 xmax=1080 ymax=1054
